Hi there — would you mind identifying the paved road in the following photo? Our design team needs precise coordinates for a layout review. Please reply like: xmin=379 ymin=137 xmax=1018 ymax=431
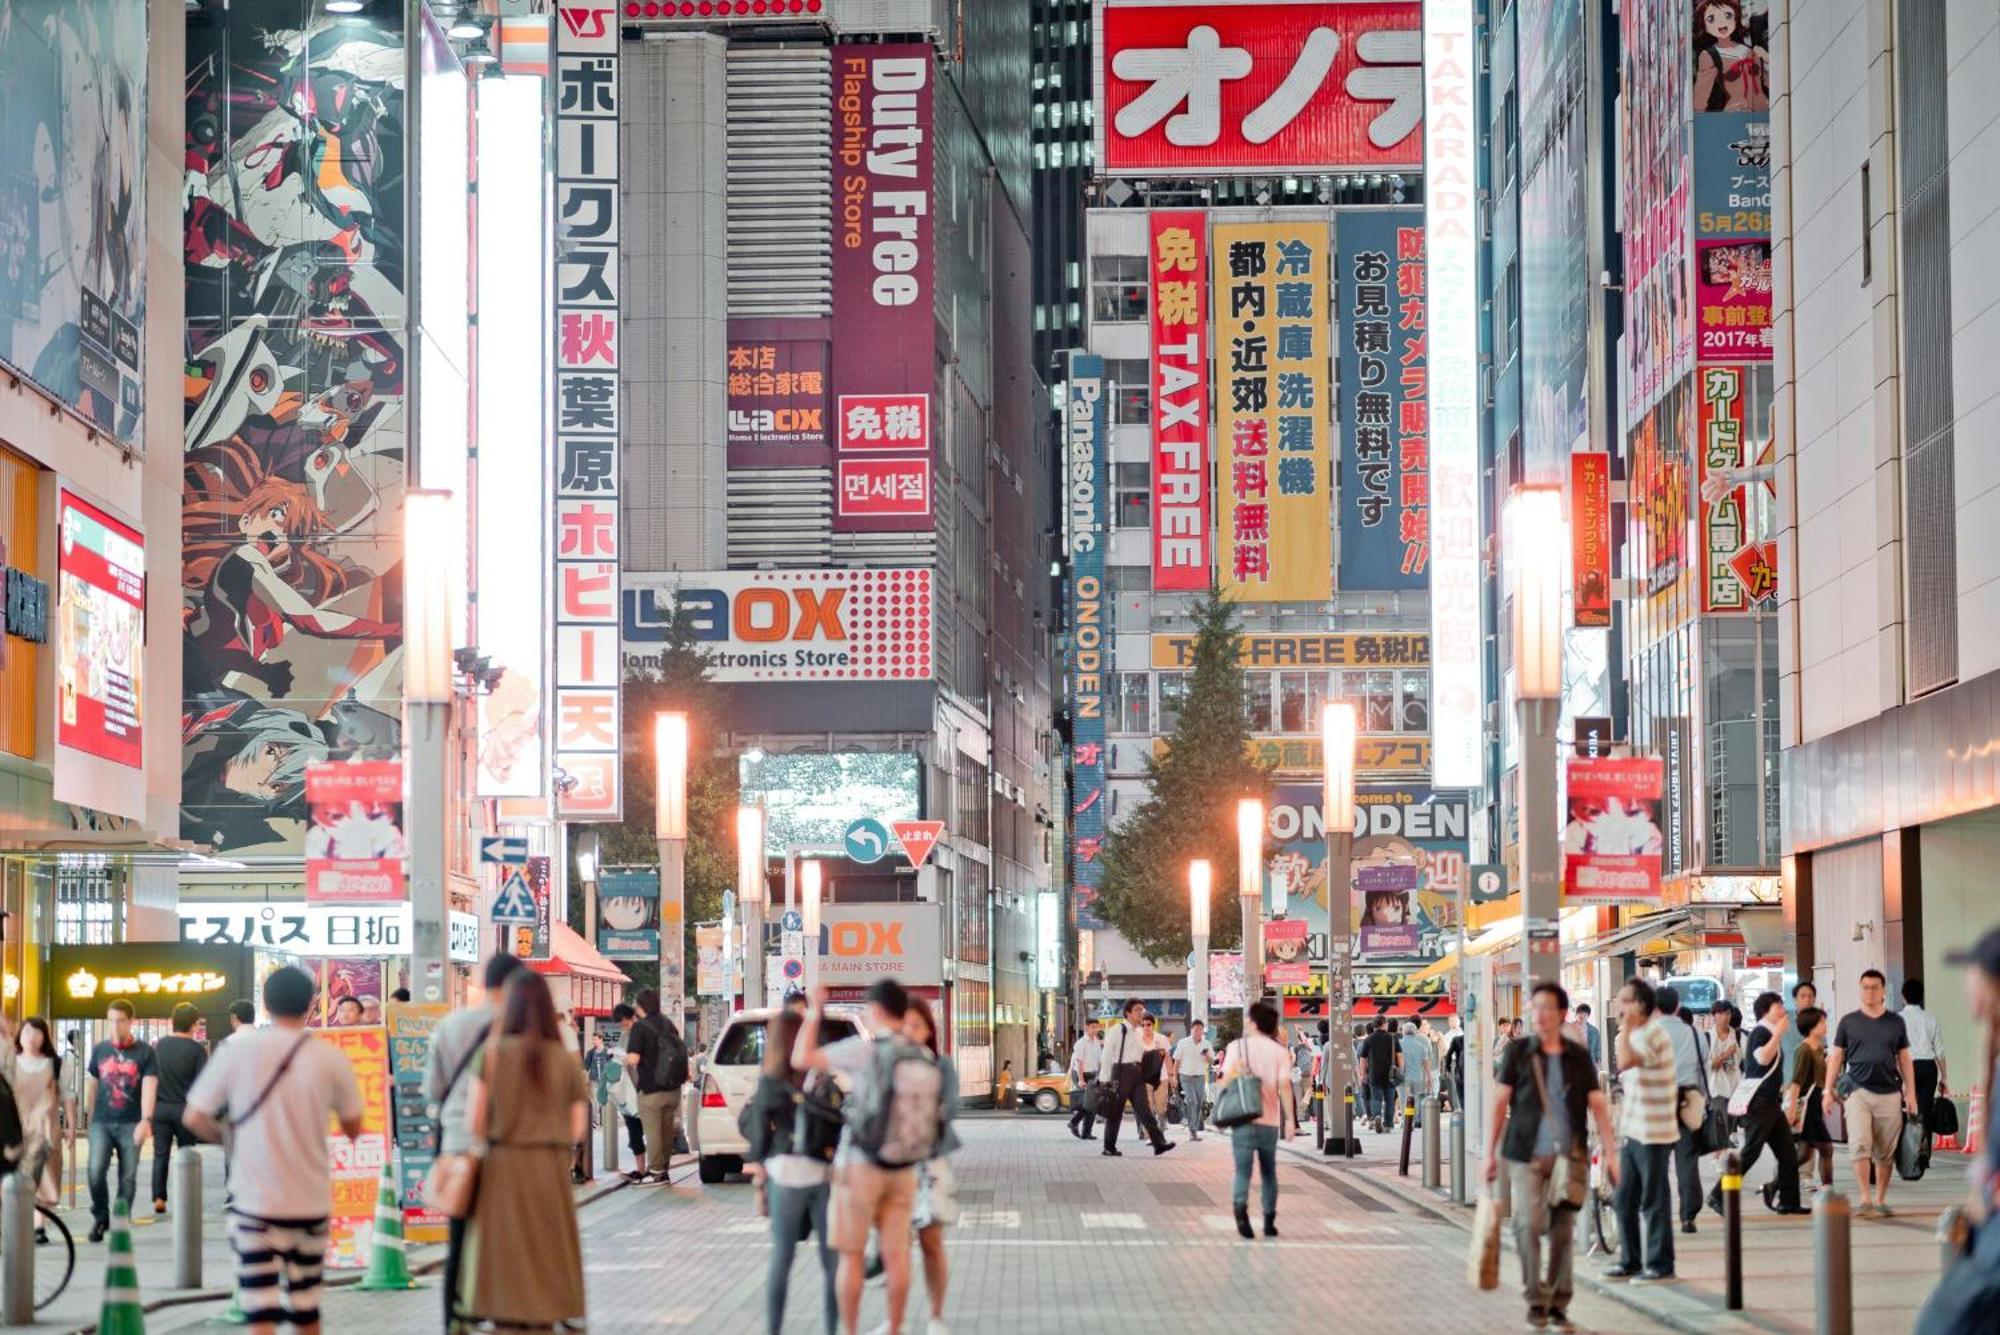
xmin=136 ymin=1115 xmax=1666 ymax=1334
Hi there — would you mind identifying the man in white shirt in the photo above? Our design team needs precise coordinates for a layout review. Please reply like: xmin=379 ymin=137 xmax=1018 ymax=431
xmin=1171 ymin=1021 xmax=1214 ymax=1140
xmin=1067 ymin=1021 xmax=1104 ymax=1141
xmin=1098 ymin=1000 xmax=1174 ymax=1157
xmin=1611 ymin=978 xmax=1682 ymax=1283
xmin=1901 ymin=976 xmax=1947 ymax=1128
xmin=185 ymin=966 xmax=363 ymax=1335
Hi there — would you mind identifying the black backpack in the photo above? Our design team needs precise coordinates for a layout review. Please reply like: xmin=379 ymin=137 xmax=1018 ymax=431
xmin=652 ymin=1019 xmax=690 ymax=1091
xmin=792 ymin=1072 xmax=844 ymax=1163
xmin=0 ymin=1074 xmax=23 ymax=1163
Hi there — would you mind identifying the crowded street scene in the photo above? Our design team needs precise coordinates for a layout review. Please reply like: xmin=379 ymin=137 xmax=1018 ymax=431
xmin=0 ymin=0 xmax=1993 ymax=1331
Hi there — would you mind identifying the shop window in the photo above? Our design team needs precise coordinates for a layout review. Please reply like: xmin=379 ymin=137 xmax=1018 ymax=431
xmin=1089 ymin=254 xmax=1147 ymax=323
xmin=1243 ymin=673 xmax=1274 ymax=732
xmin=1278 ymin=671 xmax=1311 ymax=733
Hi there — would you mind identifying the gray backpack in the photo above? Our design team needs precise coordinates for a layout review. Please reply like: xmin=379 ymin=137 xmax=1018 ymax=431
xmin=844 ymin=1035 xmax=944 ymax=1168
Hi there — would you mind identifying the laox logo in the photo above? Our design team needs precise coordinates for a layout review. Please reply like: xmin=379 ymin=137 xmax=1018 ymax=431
xmin=558 ymin=6 xmax=611 ymax=38
xmin=728 ymin=408 xmax=824 ymax=433
xmin=625 ymin=583 xmax=849 ymax=644
xmin=829 ymin=921 xmax=903 ymax=956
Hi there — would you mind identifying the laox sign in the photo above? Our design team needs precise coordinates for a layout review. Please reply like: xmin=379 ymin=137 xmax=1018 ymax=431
xmin=829 ymin=920 xmax=903 ymax=955
xmin=674 ymin=584 xmax=848 ymax=644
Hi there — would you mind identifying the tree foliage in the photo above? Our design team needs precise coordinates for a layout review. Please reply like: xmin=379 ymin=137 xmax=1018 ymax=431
xmin=1094 ymin=593 xmax=1269 ymax=966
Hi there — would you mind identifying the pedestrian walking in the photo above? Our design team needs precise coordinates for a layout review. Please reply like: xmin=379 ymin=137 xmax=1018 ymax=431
xmin=1914 ymin=928 xmax=2000 ymax=1332
xmin=1573 ymin=1004 xmax=1602 ymax=1068
xmin=423 ymin=951 xmax=527 ymax=1331
xmin=625 ymin=986 xmax=690 ymax=1182
xmin=1362 ymin=1019 xmax=1397 ymax=1132
xmin=1655 ymin=986 xmax=1709 ymax=1235
xmin=1902 ymin=976 xmax=1948 ymax=1127
xmin=457 ymin=970 xmax=588 ymax=1330
xmin=744 ymin=1009 xmax=839 ymax=1335
xmin=1096 ymin=1000 xmax=1173 ymax=1157
xmin=1290 ymin=1033 xmax=1313 ymax=1117
xmin=1786 ymin=1006 xmax=1835 ymax=1191
xmin=1444 ymin=1019 xmax=1467 ymax=1108
xmin=1708 ymin=1001 xmax=1744 ymax=1105
xmin=10 ymin=1018 xmax=61 ymax=1217
xmin=1823 ymin=967 xmax=1918 ymax=1217
xmin=1220 ymin=1001 xmax=1295 ymax=1240
xmin=906 ymin=998 xmax=959 ymax=1335
xmin=793 ymin=981 xmax=943 ymax=1335
xmin=606 ymin=1002 xmax=647 ymax=1171
xmin=1172 ymin=1021 xmax=1213 ymax=1140
xmin=1139 ymin=1017 xmax=1172 ymax=1123
xmin=84 ymin=999 xmax=156 ymax=1243
xmin=1397 ymin=1020 xmax=1435 ymax=1107
xmin=1781 ymin=979 xmax=1817 ymax=1071
xmin=1067 ymin=1020 xmax=1103 ymax=1141
xmin=183 ymin=965 xmax=364 ymax=1335
xmin=1484 ymin=983 xmax=1619 ymax=1332
xmin=1608 ymin=977 xmax=1680 ymax=1283
xmin=1711 ymin=992 xmax=1807 ymax=1217
xmin=149 ymin=1003 xmax=208 ymax=1217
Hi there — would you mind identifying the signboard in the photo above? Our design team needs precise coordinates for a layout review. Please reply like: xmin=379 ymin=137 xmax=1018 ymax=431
xmin=816 ymin=902 xmax=944 ymax=988
xmin=47 ymin=944 xmax=250 ymax=1021
xmin=55 ymin=491 xmax=144 ymax=769
xmin=526 ymin=854 xmax=553 ymax=961
xmin=1562 ymin=755 xmax=1666 ymax=905
xmin=480 ymin=836 xmax=528 ymax=865
xmin=1151 ymin=630 xmax=1426 ymax=669
xmin=1621 ymin=0 xmax=1693 ymax=420
xmin=303 ymin=761 xmax=406 ymax=903
xmin=726 ymin=319 xmax=831 ymax=466
xmin=1336 ymin=208 xmax=1427 ymax=589
xmin=179 ymin=902 xmax=412 ymax=957
xmin=842 ymin=816 xmax=893 ymax=865
xmin=1571 ymin=452 xmax=1612 ymax=628
xmin=1695 ymin=240 xmax=1772 ymax=362
xmin=1209 ymin=952 xmax=1247 ymax=1011
xmin=1212 ymin=220 xmax=1332 ymax=602
xmin=892 ymin=819 xmax=945 ymax=868
xmin=831 ymin=43 xmax=935 ymax=533
xmin=695 ymin=923 xmax=729 ymax=997
xmin=598 ymin=869 xmax=661 ymax=959
xmin=1148 ymin=211 xmax=1210 ymax=588
xmin=623 ymin=568 xmax=933 ymax=682
xmin=1094 ymin=2 xmax=1423 ymax=175
xmin=552 ymin=2 xmax=624 ymax=820
xmin=448 ymin=910 xmax=480 ymax=964
xmin=1242 ymin=734 xmax=1431 ymax=776
xmin=324 ymin=1026 xmax=393 ymax=1269
xmin=1264 ymin=918 xmax=1310 ymax=986
xmin=491 ymin=869 xmax=538 ymax=924
xmin=384 ymin=1003 xmax=449 ymax=1243
xmin=1067 ymin=352 xmax=1109 ymax=930
xmin=1696 ymin=365 xmax=1777 ymax=611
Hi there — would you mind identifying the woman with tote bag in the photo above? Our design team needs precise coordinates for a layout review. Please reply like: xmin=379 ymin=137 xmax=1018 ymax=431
xmin=1215 ymin=1002 xmax=1295 ymax=1241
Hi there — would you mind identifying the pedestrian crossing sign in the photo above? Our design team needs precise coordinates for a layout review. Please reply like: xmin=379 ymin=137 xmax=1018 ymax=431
xmin=491 ymin=868 xmax=538 ymax=924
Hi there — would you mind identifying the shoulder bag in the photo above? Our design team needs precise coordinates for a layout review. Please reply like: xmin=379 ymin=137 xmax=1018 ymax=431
xmin=1526 ymin=1047 xmax=1588 ymax=1210
xmin=1211 ymin=1041 xmax=1265 ymax=1130
xmin=1726 ymin=1051 xmax=1778 ymax=1119
xmin=422 ymin=1030 xmax=493 ymax=1220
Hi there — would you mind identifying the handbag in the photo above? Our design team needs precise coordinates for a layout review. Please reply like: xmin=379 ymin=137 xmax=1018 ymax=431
xmin=1822 ymin=1089 xmax=1848 ymax=1143
xmin=1527 ymin=1046 xmax=1588 ymax=1210
xmin=1212 ymin=1043 xmax=1265 ymax=1129
xmin=1896 ymin=1114 xmax=1932 ymax=1181
xmin=1140 ymin=1046 xmax=1165 ymax=1089
xmin=1696 ymin=1097 xmax=1734 ymax=1154
xmin=1468 ymin=1194 xmax=1503 ymax=1290
xmin=423 ymin=1028 xmax=495 ymax=1220
xmin=1930 ymin=1097 xmax=1962 ymax=1139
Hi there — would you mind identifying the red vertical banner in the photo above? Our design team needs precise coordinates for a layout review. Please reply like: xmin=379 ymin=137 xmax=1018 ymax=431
xmin=1149 ymin=211 xmax=1209 ymax=588
xmin=1570 ymin=452 xmax=1611 ymax=628
xmin=1696 ymin=365 xmax=1778 ymax=611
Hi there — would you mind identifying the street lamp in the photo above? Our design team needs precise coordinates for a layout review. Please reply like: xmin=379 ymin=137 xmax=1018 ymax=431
xmin=735 ymin=805 xmax=765 ymax=1010
xmin=576 ymin=828 xmax=602 ymax=948
xmin=800 ymin=859 xmax=823 ymax=995
xmin=1236 ymin=797 xmax=1264 ymax=1011
xmin=404 ymin=488 xmax=453 ymax=1004
xmin=1509 ymin=487 xmax=1565 ymax=990
xmin=1188 ymin=859 xmax=1212 ymax=1026
xmin=1322 ymin=700 xmax=1359 ymax=1156
xmin=655 ymin=712 xmax=690 ymax=1028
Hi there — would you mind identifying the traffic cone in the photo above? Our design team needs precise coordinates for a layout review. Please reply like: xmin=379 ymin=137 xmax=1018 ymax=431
xmin=97 ymin=1198 xmax=145 ymax=1335
xmin=1965 ymin=1084 xmax=1986 ymax=1158
xmin=355 ymin=1157 xmax=422 ymax=1291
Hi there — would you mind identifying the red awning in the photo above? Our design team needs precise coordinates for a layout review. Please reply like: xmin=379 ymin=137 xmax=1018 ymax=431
xmin=527 ymin=922 xmax=632 ymax=986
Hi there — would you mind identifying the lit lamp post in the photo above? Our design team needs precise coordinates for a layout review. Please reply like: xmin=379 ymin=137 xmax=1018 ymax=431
xmin=800 ymin=859 xmax=823 ymax=995
xmin=576 ymin=829 xmax=602 ymax=948
xmin=735 ymin=805 xmax=765 ymax=1010
xmin=1237 ymin=798 xmax=1264 ymax=1012
xmin=655 ymin=712 xmax=689 ymax=1028
xmin=1510 ymin=487 xmax=1565 ymax=990
xmin=1322 ymin=701 xmax=1358 ymax=1156
xmin=404 ymin=489 xmax=453 ymax=1005
xmin=1188 ymin=859 xmax=1212 ymax=1026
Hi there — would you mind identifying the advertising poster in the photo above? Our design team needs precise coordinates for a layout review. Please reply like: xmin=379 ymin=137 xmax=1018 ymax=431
xmin=695 ymin=923 xmax=729 ymax=997
xmin=1571 ymin=453 xmax=1611 ymax=627
xmin=726 ymin=319 xmax=831 ymax=467
xmin=1697 ymin=365 xmax=1778 ymax=610
xmin=1562 ymin=755 xmax=1666 ymax=905
xmin=55 ymin=491 xmax=144 ymax=767
xmin=1148 ymin=211 xmax=1209 ymax=588
xmin=1212 ymin=221 xmax=1332 ymax=602
xmin=1628 ymin=384 xmax=1691 ymax=591
xmin=0 ymin=2 xmax=148 ymax=443
xmin=623 ymin=567 xmax=933 ymax=682
xmin=526 ymin=854 xmax=553 ymax=961
xmin=598 ymin=869 xmax=660 ymax=959
xmin=831 ymin=43 xmax=934 ymax=534
xmin=1067 ymin=353 xmax=1109 ymax=930
xmin=1695 ymin=240 xmax=1772 ymax=362
xmin=1095 ymin=2 xmax=1423 ymax=174
xmin=323 ymin=1026 xmax=392 ymax=1269
xmin=182 ymin=2 xmax=408 ymax=854
xmin=1264 ymin=918 xmax=1310 ymax=986
xmin=1209 ymin=952 xmax=1246 ymax=1011
xmin=309 ymin=959 xmax=385 ymax=1028
xmin=383 ymin=1003 xmax=448 ymax=1243
xmin=303 ymin=761 xmax=406 ymax=903
xmin=1620 ymin=0 xmax=1693 ymax=420
xmin=1337 ymin=209 xmax=1427 ymax=589
xmin=1693 ymin=113 xmax=1771 ymax=243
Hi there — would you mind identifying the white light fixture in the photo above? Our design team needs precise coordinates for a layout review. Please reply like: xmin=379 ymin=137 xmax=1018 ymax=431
xmin=1236 ymin=798 xmax=1264 ymax=902
xmin=574 ymin=829 xmax=601 ymax=884
xmin=1188 ymin=860 xmax=1212 ymax=938
xmin=1270 ymin=870 xmax=1288 ymax=920
xmin=403 ymin=490 xmax=455 ymax=705
xmin=1322 ymin=701 xmax=1358 ymax=836
xmin=1508 ymin=486 xmax=1566 ymax=701
xmin=326 ymin=0 xmax=364 ymax=12
xmin=448 ymin=17 xmax=483 ymax=38
xmin=735 ymin=806 xmax=765 ymax=907
xmin=801 ymin=859 xmax=823 ymax=939
xmin=654 ymin=713 xmax=689 ymax=840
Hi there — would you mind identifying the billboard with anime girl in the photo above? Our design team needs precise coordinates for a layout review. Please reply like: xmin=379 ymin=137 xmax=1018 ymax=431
xmin=181 ymin=4 xmax=406 ymax=854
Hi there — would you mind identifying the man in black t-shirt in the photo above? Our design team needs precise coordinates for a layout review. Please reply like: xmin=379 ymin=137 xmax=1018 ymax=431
xmin=148 ymin=1003 xmax=208 ymax=1216
xmin=1708 ymin=991 xmax=1806 ymax=1216
xmin=86 ymin=1000 xmax=157 ymax=1241
xmin=1362 ymin=1021 xmax=1397 ymax=1132
xmin=1825 ymin=968 xmax=1917 ymax=1216
xmin=622 ymin=988 xmax=687 ymax=1180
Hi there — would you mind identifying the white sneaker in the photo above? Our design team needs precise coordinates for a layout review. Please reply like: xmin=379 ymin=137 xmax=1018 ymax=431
xmin=927 ymin=1322 xmax=951 ymax=1335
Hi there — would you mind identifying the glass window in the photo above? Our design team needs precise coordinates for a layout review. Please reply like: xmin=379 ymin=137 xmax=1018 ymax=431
xmin=1278 ymin=671 xmax=1310 ymax=733
xmin=1114 ymin=463 xmax=1150 ymax=529
xmin=1157 ymin=672 xmax=1189 ymax=732
xmin=1399 ymin=671 xmax=1429 ymax=733
xmin=1244 ymin=673 xmax=1274 ymax=731
xmin=1109 ymin=563 xmax=1151 ymax=597
xmin=1089 ymin=254 xmax=1147 ymax=323
xmin=1117 ymin=671 xmax=1151 ymax=734
xmin=1361 ymin=671 xmax=1396 ymax=732
xmin=1105 ymin=359 xmax=1149 ymax=423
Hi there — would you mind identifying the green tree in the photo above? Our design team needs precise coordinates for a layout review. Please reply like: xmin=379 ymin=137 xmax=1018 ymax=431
xmin=1094 ymin=592 xmax=1269 ymax=965
xmin=570 ymin=611 xmax=738 ymax=998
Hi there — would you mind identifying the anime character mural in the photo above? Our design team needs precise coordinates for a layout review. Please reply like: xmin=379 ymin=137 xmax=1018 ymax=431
xmin=0 ymin=2 xmax=149 ymax=441
xmin=182 ymin=4 xmax=407 ymax=854
xmin=1693 ymin=0 xmax=1769 ymax=113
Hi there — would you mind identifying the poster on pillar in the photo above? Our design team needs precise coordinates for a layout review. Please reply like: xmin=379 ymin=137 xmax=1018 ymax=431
xmin=1263 ymin=918 xmax=1310 ymax=986
xmin=1562 ymin=755 xmax=1665 ymax=905
xmin=597 ymin=869 xmax=660 ymax=959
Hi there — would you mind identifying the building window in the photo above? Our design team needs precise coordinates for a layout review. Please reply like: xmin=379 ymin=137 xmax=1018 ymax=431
xmin=1113 ymin=463 xmax=1151 ymax=528
xmin=1106 ymin=358 xmax=1149 ymax=423
xmin=1089 ymin=254 xmax=1147 ymax=322
xmin=1278 ymin=671 xmax=1311 ymax=733
xmin=1243 ymin=673 xmax=1274 ymax=732
xmin=1399 ymin=670 xmax=1429 ymax=732
xmin=1157 ymin=672 xmax=1189 ymax=732
xmin=1116 ymin=671 xmax=1151 ymax=733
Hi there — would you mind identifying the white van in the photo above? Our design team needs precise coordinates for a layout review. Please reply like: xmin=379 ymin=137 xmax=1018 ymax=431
xmin=695 ymin=1006 xmax=864 ymax=1184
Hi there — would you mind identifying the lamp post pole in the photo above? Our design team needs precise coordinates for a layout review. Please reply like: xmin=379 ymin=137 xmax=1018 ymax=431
xmin=404 ymin=489 xmax=454 ymax=1006
xmin=736 ymin=805 xmax=765 ymax=1011
xmin=1322 ymin=703 xmax=1358 ymax=1156
xmin=655 ymin=713 xmax=689 ymax=1028
xmin=1236 ymin=799 xmax=1264 ymax=1014
xmin=576 ymin=829 xmax=602 ymax=949
xmin=801 ymin=859 xmax=823 ymax=995
xmin=1511 ymin=488 xmax=1566 ymax=990
xmin=1189 ymin=860 xmax=1212 ymax=1027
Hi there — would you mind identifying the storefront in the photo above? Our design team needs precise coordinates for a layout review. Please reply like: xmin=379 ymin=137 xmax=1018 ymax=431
xmin=45 ymin=942 xmax=253 ymax=1038
xmin=174 ymin=894 xmax=415 ymax=1023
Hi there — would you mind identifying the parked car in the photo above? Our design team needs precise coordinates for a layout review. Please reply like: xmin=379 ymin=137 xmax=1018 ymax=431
xmin=1011 ymin=1065 xmax=1084 ymax=1114
xmin=695 ymin=1006 xmax=862 ymax=1185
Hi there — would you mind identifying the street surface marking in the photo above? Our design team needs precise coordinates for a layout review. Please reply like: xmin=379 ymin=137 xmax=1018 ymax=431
xmin=1078 ymin=1211 xmax=1148 ymax=1230
xmin=958 ymin=1208 xmax=1021 ymax=1229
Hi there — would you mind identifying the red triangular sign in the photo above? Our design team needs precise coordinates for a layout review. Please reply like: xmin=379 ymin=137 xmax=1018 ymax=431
xmin=892 ymin=820 xmax=946 ymax=868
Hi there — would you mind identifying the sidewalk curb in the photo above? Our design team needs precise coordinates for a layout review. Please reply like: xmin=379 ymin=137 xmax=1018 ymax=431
xmin=1284 ymin=1147 xmax=1781 ymax=1335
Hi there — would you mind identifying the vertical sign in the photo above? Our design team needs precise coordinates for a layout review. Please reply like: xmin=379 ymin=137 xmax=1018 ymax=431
xmin=324 ymin=1026 xmax=392 ymax=1269
xmin=1336 ymin=209 xmax=1427 ymax=590
xmin=1066 ymin=354 xmax=1108 ymax=931
xmin=1212 ymin=221 xmax=1332 ymax=603
xmin=832 ymin=43 xmax=935 ymax=532
xmin=553 ymin=4 xmax=622 ymax=820
xmin=1424 ymin=0 xmax=1483 ymax=789
xmin=55 ymin=490 xmax=145 ymax=769
xmin=1148 ymin=211 xmax=1209 ymax=588
xmin=384 ymin=1002 xmax=449 ymax=1244
xmin=1562 ymin=755 xmax=1665 ymax=906
xmin=1697 ymin=366 xmax=1777 ymax=610
xmin=1571 ymin=453 xmax=1612 ymax=627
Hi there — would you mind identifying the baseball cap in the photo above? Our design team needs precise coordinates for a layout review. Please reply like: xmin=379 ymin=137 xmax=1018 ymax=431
xmin=1945 ymin=926 xmax=2000 ymax=976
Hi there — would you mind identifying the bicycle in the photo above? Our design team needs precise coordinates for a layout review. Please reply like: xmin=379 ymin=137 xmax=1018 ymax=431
xmin=31 ymin=1204 xmax=75 ymax=1310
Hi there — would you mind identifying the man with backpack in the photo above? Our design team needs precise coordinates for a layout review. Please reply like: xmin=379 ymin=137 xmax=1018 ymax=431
xmin=624 ymin=987 xmax=689 ymax=1182
xmin=793 ymin=980 xmax=943 ymax=1335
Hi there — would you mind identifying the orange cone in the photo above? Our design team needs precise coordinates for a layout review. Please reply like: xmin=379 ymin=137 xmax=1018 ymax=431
xmin=1964 ymin=1085 xmax=1985 ymax=1157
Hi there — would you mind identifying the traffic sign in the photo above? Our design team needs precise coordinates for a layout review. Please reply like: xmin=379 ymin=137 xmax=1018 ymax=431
xmin=891 ymin=819 xmax=946 ymax=869
xmin=842 ymin=817 xmax=893 ymax=864
xmin=480 ymin=836 xmax=528 ymax=866
xmin=1469 ymin=864 xmax=1508 ymax=904
xmin=782 ymin=958 xmax=803 ymax=981
xmin=491 ymin=868 xmax=539 ymax=924
xmin=780 ymin=909 xmax=803 ymax=934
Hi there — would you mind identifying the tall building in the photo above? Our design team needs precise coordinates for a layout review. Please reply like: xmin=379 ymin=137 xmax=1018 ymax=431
xmin=1031 ymin=0 xmax=1091 ymax=377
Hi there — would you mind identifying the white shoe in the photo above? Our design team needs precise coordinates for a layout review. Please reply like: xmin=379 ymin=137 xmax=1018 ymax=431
xmin=927 ymin=1322 xmax=951 ymax=1335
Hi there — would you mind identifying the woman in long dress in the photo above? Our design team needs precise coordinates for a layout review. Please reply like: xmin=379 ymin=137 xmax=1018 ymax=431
xmin=460 ymin=971 xmax=588 ymax=1329
xmin=12 ymin=1019 xmax=62 ymax=1213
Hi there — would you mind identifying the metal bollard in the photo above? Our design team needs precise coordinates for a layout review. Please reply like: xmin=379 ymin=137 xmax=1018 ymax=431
xmin=1449 ymin=1110 xmax=1467 ymax=1204
xmin=1721 ymin=1151 xmax=1742 ymax=1310
xmin=1815 ymin=1187 xmax=1853 ymax=1335
xmin=2 ymin=1172 xmax=33 ymax=1324
xmin=1398 ymin=1093 xmax=1416 ymax=1175
xmin=172 ymin=1144 xmax=203 ymax=1289
xmin=1421 ymin=1095 xmax=1441 ymax=1190
xmin=1938 ymin=1204 xmax=1970 ymax=1273
xmin=601 ymin=1100 xmax=621 ymax=1178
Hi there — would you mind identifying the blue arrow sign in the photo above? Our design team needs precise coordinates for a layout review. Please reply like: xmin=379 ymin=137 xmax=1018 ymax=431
xmin=480 ymin=836 xmax=528 ymax=866
xmin=842 ymin=817 xmax=892 ymax=865
xmin=491 ymin=868 xmax=538 ymax=924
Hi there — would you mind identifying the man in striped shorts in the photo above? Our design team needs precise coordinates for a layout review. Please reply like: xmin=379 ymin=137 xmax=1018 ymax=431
xmin=186 ymin=966 xmax=363 ymax=1334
